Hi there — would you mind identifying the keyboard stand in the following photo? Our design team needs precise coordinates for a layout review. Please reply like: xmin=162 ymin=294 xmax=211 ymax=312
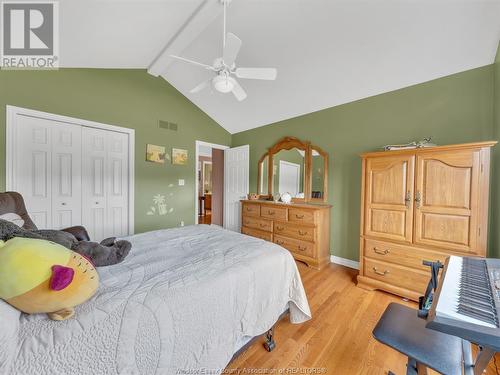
xmin=462 ymin=341 xmax=496 ymax=375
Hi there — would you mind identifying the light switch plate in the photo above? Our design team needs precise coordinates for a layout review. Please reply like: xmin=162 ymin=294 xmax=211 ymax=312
xmin=178 ymin=179 xmax=185 ymax=186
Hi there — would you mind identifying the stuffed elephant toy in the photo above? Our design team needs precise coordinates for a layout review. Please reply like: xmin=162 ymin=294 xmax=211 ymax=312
xmin=0 ymin=219 xmax=131 ymax=267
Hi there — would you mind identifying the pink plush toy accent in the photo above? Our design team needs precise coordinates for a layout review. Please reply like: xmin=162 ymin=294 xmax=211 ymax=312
xmin=50 ymin=265 xmax=75 ymax=291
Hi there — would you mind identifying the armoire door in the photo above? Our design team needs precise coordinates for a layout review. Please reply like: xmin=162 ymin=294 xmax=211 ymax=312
xmin=364 ymin=155 xmax=414 ymax=243
xmin=82 ymin=127 xmax=129 ymax=241
xmin=414 ymin=150 xmax=480 ymax=253
xmin=13 ymin=115 xmax=82 ymax=229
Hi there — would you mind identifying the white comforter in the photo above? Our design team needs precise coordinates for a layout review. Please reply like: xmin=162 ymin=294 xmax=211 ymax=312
xmin=1 ymin=225 xmax=311 ymax=375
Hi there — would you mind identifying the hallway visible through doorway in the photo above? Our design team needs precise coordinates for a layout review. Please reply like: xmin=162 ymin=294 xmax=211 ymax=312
xmin=195 ymin=141 xmax=228 ymax=225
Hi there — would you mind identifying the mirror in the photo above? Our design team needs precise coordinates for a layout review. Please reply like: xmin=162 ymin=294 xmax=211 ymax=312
xmin=256 ymin=137 xmax=329 ymax=203
xmin=272 ymin=148 xmax=305 ymax=198
xmin=311 ymin=148 xmax=327 ymax=200
xmin=258 ymin=154 xmax=269 ymax=195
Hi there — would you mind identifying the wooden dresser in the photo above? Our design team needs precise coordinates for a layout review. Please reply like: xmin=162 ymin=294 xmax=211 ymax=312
xmin=357 ymin=141 xmax=496 ymax=301
xmin=240 ymin=200 xmax=331 ymax=269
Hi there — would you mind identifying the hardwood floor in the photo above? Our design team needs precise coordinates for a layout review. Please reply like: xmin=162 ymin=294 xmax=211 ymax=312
xmin=228 ymin=262 xmax=500 ymax=375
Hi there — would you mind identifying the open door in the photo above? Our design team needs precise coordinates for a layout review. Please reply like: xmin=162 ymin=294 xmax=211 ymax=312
xmin=224 ymin=145 xmax=249 ymax=232
xmin=211 ymin=148 xmax=224 ymax=226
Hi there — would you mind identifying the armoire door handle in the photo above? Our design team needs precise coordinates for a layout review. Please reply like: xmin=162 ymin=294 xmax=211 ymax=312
xmin=404 ymin=191 xmax=411 ymax=209
xmin=415 ymin=191 xmax=421 ymax=209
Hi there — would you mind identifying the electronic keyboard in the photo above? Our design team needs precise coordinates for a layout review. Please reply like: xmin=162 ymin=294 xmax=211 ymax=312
xmin=426 ymin=256 xmax=500 ymax=374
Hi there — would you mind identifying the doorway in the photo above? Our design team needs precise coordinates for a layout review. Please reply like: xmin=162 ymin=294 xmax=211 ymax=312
xmin=195 ymin=141 xmax=229 ymax=225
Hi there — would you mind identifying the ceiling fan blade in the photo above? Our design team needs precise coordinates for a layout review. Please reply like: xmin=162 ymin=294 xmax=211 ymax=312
xmin=170 ymin=55 xmax=214 ymax=70
xmin=223 ymin=33 xmax=242 ymax=67
xmin=235 ymin=67 xmax=277 ymax=80
xmin=190 ymin=79 xmax=210 ymax=94
xmin=231 ymin=79 xmax=247 ymax=101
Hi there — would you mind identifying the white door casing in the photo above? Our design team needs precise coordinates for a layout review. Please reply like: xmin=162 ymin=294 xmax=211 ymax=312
xmin=223 ymin=145 xmax=249 ymax=232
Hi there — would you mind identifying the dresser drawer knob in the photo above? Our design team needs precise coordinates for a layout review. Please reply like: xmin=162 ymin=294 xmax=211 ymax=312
xmin=276 ymin=240 xmax=284 ymax=245
xmin=295 ymin=214 xmax=304 ymax=219
xmin=259 ymin=223 xmax=267 ymax=228
xmin=298 ymin=230 xmax=308 ymax=236
xmin=246 ymin=207 xmax=252 ymax=211
xmin=276 ymin=226 xmax=284 ymax=231
xmin=244 ymin=221 xmax=250 ymax=225
xmin=298 ymin=245 xmax=307 ymax=251
xmin=372 ymin=267 xmax=389 ymax=276
xmin=267 ymin=210 xmax=275 ymax=215
xmin=373 ymin=247 xmax=389 ymax=255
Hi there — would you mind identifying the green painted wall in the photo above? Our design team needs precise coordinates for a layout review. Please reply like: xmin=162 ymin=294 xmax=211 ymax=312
xmin=0 ymin=69 xmax=231 ymax=234
xmin=492 ymin=44 xmax=500 ymax=257
xmin=232 ymin=66 xmax=496 ymax=261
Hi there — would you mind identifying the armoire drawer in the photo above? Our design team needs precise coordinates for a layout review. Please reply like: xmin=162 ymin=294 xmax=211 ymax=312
xmin=288 ymin=208 xmax=315 ymax=224
xmin=274 ymin=222 xmax=315 ymax=242
xmin=363 ymin=239 xmax=448 ymax=271
xmin=241 ymin=226 xmax=273 ymax=241
xmin=274 ymin=235 xmax=314 ymax=258
xmin=242 ymin=216 xmax=272 ymax=233
xmin=261 ymin=206 xmax=287 ymax=221
xmin=242 ymin=203 xmax=260 ymax=217
xmin=363 ymin=258 xmax=429 ymax=293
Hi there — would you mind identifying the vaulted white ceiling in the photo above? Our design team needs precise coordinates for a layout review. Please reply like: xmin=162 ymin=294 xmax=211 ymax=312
xmin=60 ymin=0 xmax=500 ymax=134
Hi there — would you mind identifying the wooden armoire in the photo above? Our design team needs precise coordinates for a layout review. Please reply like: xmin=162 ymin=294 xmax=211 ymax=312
xmin=357 ymin=141 xmax=496 ymax=301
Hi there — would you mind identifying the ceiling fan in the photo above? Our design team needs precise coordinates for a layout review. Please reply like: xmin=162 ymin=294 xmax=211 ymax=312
xmin=170 ymin=0 xmax=277 ymax=101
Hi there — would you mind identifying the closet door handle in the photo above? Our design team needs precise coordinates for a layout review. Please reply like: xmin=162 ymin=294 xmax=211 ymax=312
xmin=372 ymin=267 xmax=389 ymax=276
xmin=373 ymin=247 xmax=389 ymax=255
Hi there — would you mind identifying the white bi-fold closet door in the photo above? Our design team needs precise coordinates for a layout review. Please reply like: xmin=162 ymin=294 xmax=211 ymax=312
xmin=7 ymin=106 xmax=134 ymax=242
xmin=82 ymin=127 xmax=129 ymax=241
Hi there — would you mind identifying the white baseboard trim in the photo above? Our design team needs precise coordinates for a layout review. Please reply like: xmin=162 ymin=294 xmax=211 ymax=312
xmin=330 ymin=256 xmax=359 ymax=270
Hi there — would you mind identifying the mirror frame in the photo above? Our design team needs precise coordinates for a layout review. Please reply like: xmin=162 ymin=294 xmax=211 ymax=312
xmin=257 ymin=136 xmax=329 ymax=203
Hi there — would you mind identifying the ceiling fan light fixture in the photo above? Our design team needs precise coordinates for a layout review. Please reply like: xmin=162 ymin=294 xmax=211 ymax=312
xmin=213 ymin=75 xmax=235 ymax=93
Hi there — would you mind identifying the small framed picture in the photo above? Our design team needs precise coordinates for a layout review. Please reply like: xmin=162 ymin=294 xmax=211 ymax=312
xmin=146 ymin=144 xmax=166 ymax=164
xmin=172 ymin=148 xmax=188 ymax=165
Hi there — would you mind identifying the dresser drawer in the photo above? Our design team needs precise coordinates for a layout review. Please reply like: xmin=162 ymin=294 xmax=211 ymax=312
xmin=242 ymin=203 xmax=260 ymax=217
xmin=242 ymin=216 xmax=272 ymax=232
xmin=261 ymin=206 xmax=287 ymax=221
xmin=288 ymin=208 xmax=315 ymax=224
xmin=274 ymin=235 xmax=314 ymax=258
xmin=274 ymin=222 xmax=315 ymax=242
xmin=364 ymin=258 xmax=429 ymax=293
xmin=242 ymin=226 xmax=272 ymax=241
xmin=363 ymin=239 xmax=448 ymax=271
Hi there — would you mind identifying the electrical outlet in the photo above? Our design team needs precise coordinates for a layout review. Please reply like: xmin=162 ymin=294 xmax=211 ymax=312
xmin=178 ymin=179 xmax=185 ymax=186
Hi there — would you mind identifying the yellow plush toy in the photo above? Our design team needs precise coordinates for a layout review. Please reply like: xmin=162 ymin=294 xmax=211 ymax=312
xmin=0 ymin=237 xmax=99 ymax=320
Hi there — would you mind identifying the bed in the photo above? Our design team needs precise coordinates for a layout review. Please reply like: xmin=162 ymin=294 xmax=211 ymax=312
xmin=0 ymin=225 xmax=311 ymax=374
